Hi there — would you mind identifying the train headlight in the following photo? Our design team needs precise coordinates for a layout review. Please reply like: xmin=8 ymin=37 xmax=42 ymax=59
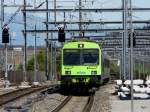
xmin=91 ymin=71 xmax=97 ymax=75
xmin=65 ymin=71 xmax=71 ymax=75
xmin=78 ymin=44 xmax=84 ymax=48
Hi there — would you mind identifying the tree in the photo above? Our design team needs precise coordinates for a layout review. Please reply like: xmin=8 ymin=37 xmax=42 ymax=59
xmin=17 ymin=49 xmax=61 ymax=79
xmin=27 ymin=50 xmax=45 ymax=71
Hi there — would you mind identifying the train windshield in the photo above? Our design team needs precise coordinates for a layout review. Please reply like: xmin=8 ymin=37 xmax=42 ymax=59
xmin=63 ymin=49 xmax=99 ymax=65
xmin=63 ymin=49 xmax=81 ymax=65
xmin=82 ymin=49 xmax=99 ymax=65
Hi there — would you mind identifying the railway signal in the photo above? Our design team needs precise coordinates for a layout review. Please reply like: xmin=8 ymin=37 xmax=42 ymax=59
xmin=2 ymin=25 xmax=9 ymax=43
xmin=128 ymin=32 xmax=136 ymax=48
xmin=58 ymin=27 xmax=65 ymax=42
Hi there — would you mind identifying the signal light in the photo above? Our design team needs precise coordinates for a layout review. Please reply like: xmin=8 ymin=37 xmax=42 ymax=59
xmin=2 ymin=26 xmax=9 ymax=43
xmin=128 ymin=32 xmax=136 ymax=48
xmin=58 ymin=27 xmax=65 ymax=42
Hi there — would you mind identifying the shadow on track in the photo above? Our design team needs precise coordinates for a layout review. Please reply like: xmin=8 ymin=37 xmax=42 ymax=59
xmin=59 ymin=84 xmax=97 ymax=96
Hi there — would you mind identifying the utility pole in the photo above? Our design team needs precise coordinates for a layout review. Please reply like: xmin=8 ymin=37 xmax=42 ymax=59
xmin=54 ymin=0 xmax=56 ymax=26
xmin=1 ymin=0 xmax=10 ymax=88
xmin=34 ymin=25 xmax=37 ymax=82
xmin=143 ymin=61 xmax=144 ymax=78
xmin=121 ymin=0 xmax=123 ymax=80
xmin=122 ymin=0 xmax=127 ymax=80
xmin=5 ymin=37 xmax=8 ymax=87
xmin=138 ymin=60 xmax=140 ymax=79
xmin=53 ymin=0 xmax=57 ymax=80
xmin=23 ymin=0 xmax=27 ymax=83
xmin=1 ymin=0 xmax=4 ymax=70
xmin=50 ymin=34 xmax=53 ymax=80
xmin=129 ymin=0 xmax=134 ymax=112
xmin=1 ymin=0 xmax=4 ymax=28
xmin=64 ymin=12 xmax=66 ymax=28
xmin=79 ymin=0 xmax=82 ymax=37
xmin=54 ymin=41 xmax=57 ymax=80
xmin=45 ymin=0 xmax=49 ymax=80
xmin=10 ymin=33 xmax=15 ymax=70
xmin=119 ymin=53 xmax=122 ymax=79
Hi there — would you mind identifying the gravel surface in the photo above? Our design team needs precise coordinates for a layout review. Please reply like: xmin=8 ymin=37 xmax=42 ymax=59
xmin=0 ymin=88 xmax=43 ymax=112
xmin=91 ymin=83 xmax=115 ymax=112
xmin=29 ymin=93 xmax=66 ymax=112
xmin=29 ymin=84 xmax=114 ymax=112
xmin=0 ymin=83 xmax=115 ymax=112
xmin=59 ymin=96 xmax=88 ymax=112
xmin=0 ymin=86 xmax=53 ymax=111
xmin=110 ymin=89 xmax=150 ymax=112
xmin=0 ymin=87 xmax=17 ymax=95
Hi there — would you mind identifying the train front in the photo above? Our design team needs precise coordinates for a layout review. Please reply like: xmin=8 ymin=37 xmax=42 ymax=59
xmin=61 ymin=41 xmax=102 ymax=87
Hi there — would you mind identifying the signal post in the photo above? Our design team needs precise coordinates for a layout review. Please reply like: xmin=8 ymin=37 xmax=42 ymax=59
xmin=2 ymin=24 xmax=10 ymax=88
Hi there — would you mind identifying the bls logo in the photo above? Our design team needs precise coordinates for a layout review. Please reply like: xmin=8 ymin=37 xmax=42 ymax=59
xmin=77 ymin=71 xmax=86 ymax=74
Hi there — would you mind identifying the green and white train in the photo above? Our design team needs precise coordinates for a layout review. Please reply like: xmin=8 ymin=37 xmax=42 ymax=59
xmin=60 ymin=39 xmax=110 ymax=87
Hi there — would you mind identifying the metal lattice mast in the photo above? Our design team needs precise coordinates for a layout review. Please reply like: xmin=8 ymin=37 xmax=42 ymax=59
xmin=34 ymin=25 xmax=37 ymax=82
xmin=23 ymin=0 xmax=27 ymax=82
xmin=79 ymin=0 xmax=82 ymax=37
xmin=129 ymin=0 xmax=134 ymax=112
xmin=1 ymin=0 xmax=4 ymax=28
xmin=122 ymin=0 xmax=128 ymax=80
xmin=54 ymin=0 xmax=56 ymax=26
xmin=45 ymin=0 xmax=49 ymax=80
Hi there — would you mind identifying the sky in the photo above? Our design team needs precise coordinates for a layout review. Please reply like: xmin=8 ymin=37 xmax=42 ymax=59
xmin=0 ymin=0 xmax=150 ymax=46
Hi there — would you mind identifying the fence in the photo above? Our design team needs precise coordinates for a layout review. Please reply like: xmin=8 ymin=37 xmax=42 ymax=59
xmin=0 ymin=71 xmax=47 ymax=84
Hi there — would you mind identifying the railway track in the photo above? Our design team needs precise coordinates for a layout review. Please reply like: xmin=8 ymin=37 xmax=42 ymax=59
xmin=82 ymin=94 xmax=94 ymax=112
xmin=51 ymin=94 xmax=94 ymax=112
xmin=51 ymin=95 xmax=72 ymax=112
xmin=0 ymin=85 xmax=55 ymax=106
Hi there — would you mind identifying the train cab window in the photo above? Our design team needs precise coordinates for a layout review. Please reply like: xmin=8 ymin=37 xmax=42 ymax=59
xmin=82 ymin=49 xmax=99 ymax=65
xmin=63 ymin=49 xmax=99 ymax=65
xmin=63 ymin=49 xmax=80 ymax=65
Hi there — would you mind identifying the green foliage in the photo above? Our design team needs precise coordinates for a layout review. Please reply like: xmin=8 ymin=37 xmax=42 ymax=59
xmin=27 ymin=57 xmax=34 ymax=70
xmin=17 ymin=64 xmax=23 ymax=71
xmin=36 ymin=51 xmax=45 ymax=71
xmin=17 ymin=50 xmax=61 ymax=75
xmin=27 ymin=50 xmax=45 ymax=71
xmin=133 ymin=62 xmax=150 ymax=78
xmin=110 ymin=62 xmax=119 ymax=74
xmin=56 ymin=54 xmax=61 ymax=74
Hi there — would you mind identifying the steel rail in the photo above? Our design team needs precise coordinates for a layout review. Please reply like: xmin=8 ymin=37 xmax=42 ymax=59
xmin=51 ymin=95 xmax=72 ymax=112
xmin=0 ymin=86 xmax=48 ymax=106
xmin=82 ymin=94 xmax=94 ymax=112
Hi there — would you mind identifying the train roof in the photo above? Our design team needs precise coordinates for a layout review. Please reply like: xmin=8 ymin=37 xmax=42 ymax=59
xmin=63 ymin=40 xmax=102 ymax=49
xmin=63 ymin=38 xmax=102 ymax=48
